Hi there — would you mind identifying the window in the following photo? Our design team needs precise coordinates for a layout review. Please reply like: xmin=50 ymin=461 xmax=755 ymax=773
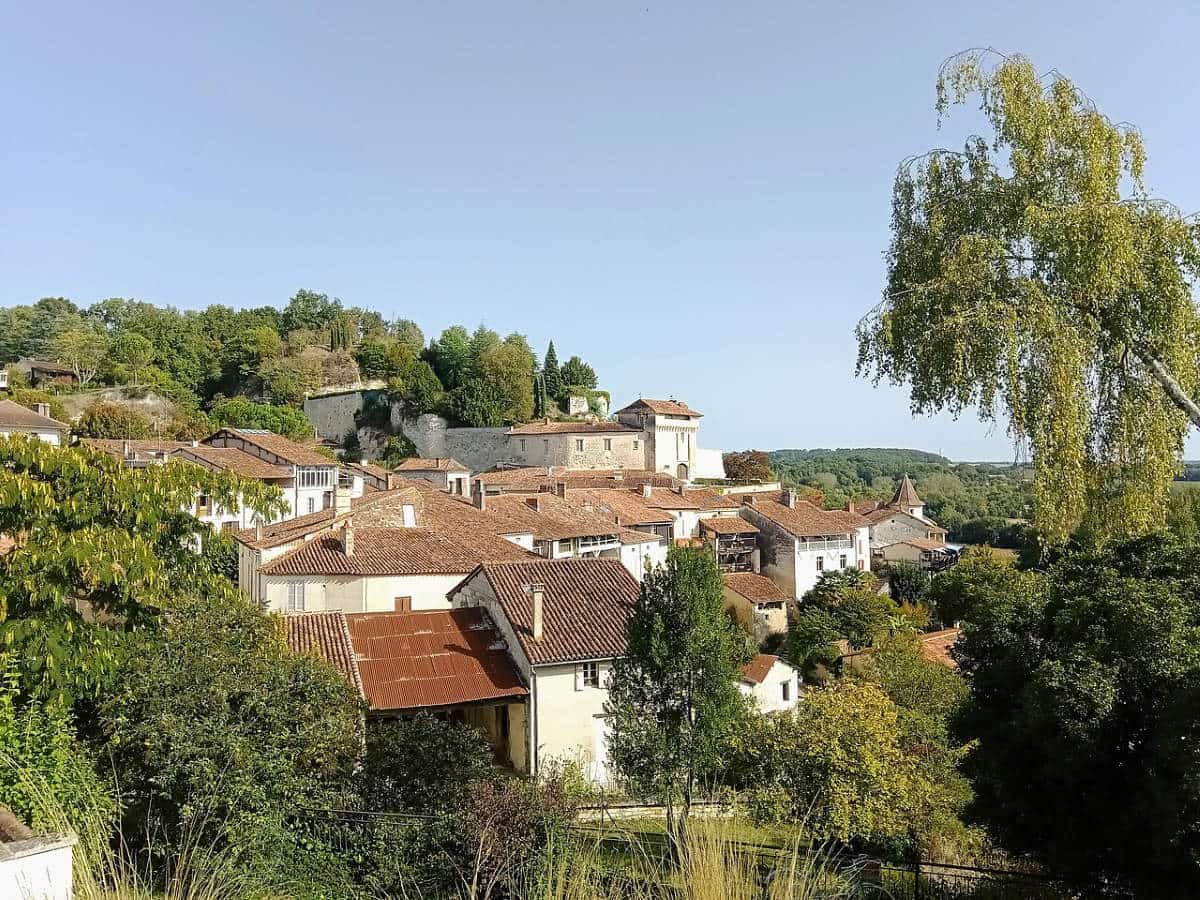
xmin=519 ymin=439 xmax=526 ymax=451
xmin=781 ymin=681 xmax=791 ymax=702
xmin=633 ymin=440 xmax=639 ymax=450
xmin=858 ymin=559 xmax=866 ymax=570
xmin=603 ymin=438 xmax=612 ymax=451
xmin=815 ymin=557 xmax=824 ymax=572
xmin=196 ymin=494 xmax=211 ymax=512
xmin=558 ymin=538 xmax=573 ymax=553
xmin=576 ymin=439 xmax=584 ymax=452
xmin=307 ymin=496 xmax=316 ymax=514
xmin=298 ymin=467 xmax=335 ymax=488
xmin=394 ymin=596 xmax=412 ymax=612
xmin=402 ymin=504 xmax=416 ymax=527
xmin=221 ymin=520 xmax=238 ymax=533
xmin=287 ymin=582 xmax=305 ymax=613
xmin=839 ymin=554 xmax=847 ymax=569
xmin=581 ymin=662 xmax=600 ymax=688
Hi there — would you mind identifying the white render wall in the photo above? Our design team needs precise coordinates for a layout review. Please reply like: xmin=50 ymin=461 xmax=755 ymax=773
xmin=261 ymin=573 xmax=464 ymax=613
xmin=617 ymin=540 xmax=667 ymax=581
xmin=0 ymin=836 xmax=74 ymax=900
xmin=0 ymin=429 xmax=63 ymax=445
xmin=532 ymin=661 xmax=615 ymax=781
xmin=740 ymin=659 xmax=801 ymax=714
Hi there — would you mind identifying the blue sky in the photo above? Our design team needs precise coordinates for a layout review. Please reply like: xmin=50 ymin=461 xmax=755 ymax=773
xmin=3 ymin=2 xmax=1199 ymax=460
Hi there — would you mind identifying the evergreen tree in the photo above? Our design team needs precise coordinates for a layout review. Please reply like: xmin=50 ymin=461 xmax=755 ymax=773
xmin=542 ymin=341 xmax=563 ymax=404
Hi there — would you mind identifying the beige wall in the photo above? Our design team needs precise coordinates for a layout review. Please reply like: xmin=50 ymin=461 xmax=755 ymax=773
xmin=262 ymin=572 xmax=463 ymax=613
xmin=508 ymin=431 xmax=645 ymax=470
xmin=533 ymin=661 xmax=615 ymax=781
xmin=723 ymin=587 xmax=787 ymax=641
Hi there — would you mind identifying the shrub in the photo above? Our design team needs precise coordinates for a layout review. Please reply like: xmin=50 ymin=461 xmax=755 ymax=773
xmin=75 ymin=401 xmax=154 ymax=439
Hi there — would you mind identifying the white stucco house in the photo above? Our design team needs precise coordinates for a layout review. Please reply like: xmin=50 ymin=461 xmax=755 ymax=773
xmin=739 ymin=654 xmax=801 ymax=713
xmin=738 ymin=489 xmax=871 ymax=598
xmin=0 ymin=399 xmax=68 ymax=445
xmin=614 ymin=398 xmax=726 ymax=481
xmin=449 ymin=557 xmax=641 ymax=781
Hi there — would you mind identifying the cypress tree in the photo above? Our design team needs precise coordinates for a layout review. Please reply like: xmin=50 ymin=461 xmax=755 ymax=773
xmin=542 ymin=341 xmax=563 ymax=404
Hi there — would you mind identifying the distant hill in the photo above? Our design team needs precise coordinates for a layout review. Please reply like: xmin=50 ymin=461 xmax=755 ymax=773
xmin=768 ymin=448 xmax=950 ymax=466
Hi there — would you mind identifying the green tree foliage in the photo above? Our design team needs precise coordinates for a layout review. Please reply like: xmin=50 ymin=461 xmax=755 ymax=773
xmin=731 ymin=681 xmax=934 ymax=844
xmin=99 ymin=594 xmax=362 ymax=871
xmin=426 ymin=325 xmax=473 ymax=390
xmin=450 ymin=334 xmax=535 ymax=427
xmin=53 ymin=325 xmax=109 ymax=386
xmin=75 ymin=401 xmax=154 ymax=439
xmin=208 ymin=396 xmax=315 ymax=441
xmin=606 ymin=546 xmax=752 ymax=847
xmin=329 ymin=313 xmax=354 ymax=351
xmin=800 ymin=568 xmax=896 ymax=650
xmin=7 ymin=388 xmax=69 ymax=423
xmin=722 ymin=450 xmax=774 ymax=482
xmin=784 ymin=607 xmax=842 ymax=675
xmin=360 ymin=714 xmax=494 ymax=813
xmin=392 ymin=359 xmax=445 ymax=420
xmin=925 ymin=546 xmax=1036 ymax=628
xmin=954 ymin=534 xmax=1200 ymax=892
xmin=559 ymin=355 xmax=597 ymax=392
xmin=1165 ymin=486 xmax=1200 ymax=543
xmin=0 ymin=438 xmax=283 ymax=703
xmin=280 ymin=289 xmax=342 ymax=334
xmin=542 ymin=341 xmax=563 ymax=403
xmin=223 ymin=325 xmax=283 ymax=383
xmin=111 ymin=331 xmax=155 ymax=386
xmin=858 ymin=51 xmax=1200 ymax=545
xmin=0 ymin=676 xmax=113 ymax=832
xmin=887 ymin=560 xmax=929 ymax=604
xmin=391 ymin=318 xmax=424 ymax=354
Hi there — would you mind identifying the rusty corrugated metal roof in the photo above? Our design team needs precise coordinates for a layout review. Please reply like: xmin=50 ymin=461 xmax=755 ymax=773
xmin=345 ymin=609 xmax=527 ymax=711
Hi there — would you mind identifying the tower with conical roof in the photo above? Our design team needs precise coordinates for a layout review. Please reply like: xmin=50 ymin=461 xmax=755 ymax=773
xmin=890 ymin=474 xmax=924 ymax=519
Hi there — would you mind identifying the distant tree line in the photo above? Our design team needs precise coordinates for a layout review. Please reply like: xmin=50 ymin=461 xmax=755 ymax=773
xmin=0 ymin=291 xmax=603 ymax=434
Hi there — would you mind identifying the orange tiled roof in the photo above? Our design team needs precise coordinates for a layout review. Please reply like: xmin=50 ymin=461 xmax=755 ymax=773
xmin=474 ymin=467 xmax=679 ymax=493
xmin=919 ymin=628 xmax=960 ymax=668
xmin=484 ymin=493 xmax=621 ymax=542
xmin=742 ymin=495 xmax=865 ymax=538
xmin=174 ymin=445 xmax=293 ymax=480
xmin=393 ymin=457 xmax=470 ymax=472
xmin=618 ymin=529 xmax=664 ymax=545
xmin=741 ymin=653 xmax=778 ymax=685
xmin=82 ymin=438 xmax=193 ymax=458
xmin=283 ymin=612 xmax=364 ymax=699
xmin=700 ymin=516 xmax=760 ymax=535
xmin=564 ymin=488 xmax=673 ymax=526
xmin=724 ymin=573 xmax=788 ymax=603
xmin=236 ymin=486 xmax=424 ymax=549
xmin=455 ymin=557 xmax=640 ymax=665
xmin=892 ymin=474 xmax=923 ymax=508
xmin=0 ymin=399 xmax=68 ymax=431
xmin=260 ymin=527 xmax=528 ymax=577
xmin=346 ymin=609 xmax=528 ymax=711
xmin=507 ymin=420 xmax=637 ymax=435
xmin=206 ymin=428 xmax=334 ymax=467
xmin=639 ymin=487 xmax=740 ymax=512
xmin=616 ymin=398 xmax=702 ymax=417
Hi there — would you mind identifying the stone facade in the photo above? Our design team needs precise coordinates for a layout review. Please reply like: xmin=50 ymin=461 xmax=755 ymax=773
xmin=303 ymin=388 xmax=385 ymax=443
xmin=508 ymin=430 xmax=644 ymax=470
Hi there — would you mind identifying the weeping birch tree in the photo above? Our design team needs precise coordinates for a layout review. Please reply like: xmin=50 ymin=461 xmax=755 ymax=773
xmin=857 ymin=50 xmax=1200 ymax=544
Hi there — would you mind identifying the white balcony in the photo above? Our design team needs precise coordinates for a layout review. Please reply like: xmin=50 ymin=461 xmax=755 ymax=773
xmin=796 ymin=537 xmax=853 ymax=552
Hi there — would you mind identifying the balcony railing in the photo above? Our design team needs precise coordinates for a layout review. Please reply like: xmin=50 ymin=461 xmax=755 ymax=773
xmin=796 ymin=538 xmax=853 ymax=552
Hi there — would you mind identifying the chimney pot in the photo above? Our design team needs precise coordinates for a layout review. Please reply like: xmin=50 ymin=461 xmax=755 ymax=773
xmin=742 ymin=494 xmax=755 ymax=506
xmin=530 ymin=583 xmax=545 ymax=641
xmin=255 ymin=519 xmax=263 ymax=541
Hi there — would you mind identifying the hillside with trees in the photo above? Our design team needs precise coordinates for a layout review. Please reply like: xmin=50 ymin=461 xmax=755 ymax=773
xmin=0 ymin=291 xmax=604 ymax=438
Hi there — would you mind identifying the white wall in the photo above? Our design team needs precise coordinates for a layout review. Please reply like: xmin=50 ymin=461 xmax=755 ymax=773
xmin=0 ymin=429 xmax=62 ymax=445
xmin=617 ymin=541 xmax=667 ymax=580
xmin=533 ymin=661 xmax=616 ymax=782
xmin=262 ymin=573 xmax=463 ymax=613
xmin=0 ymin=837 xmax=74 ymax=900
xmin=740 ymin=660 xmax=801 ymax=713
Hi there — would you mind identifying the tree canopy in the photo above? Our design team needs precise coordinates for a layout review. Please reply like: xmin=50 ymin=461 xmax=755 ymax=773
xmin=858 ymin=51 xmax=1200 ymax=545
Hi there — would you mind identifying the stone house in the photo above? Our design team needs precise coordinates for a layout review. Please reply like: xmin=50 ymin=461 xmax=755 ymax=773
xmin=391 ymin=457 xmax=471 ymax=495
xmin=506 ymin=421 xmax=644 ymax=470
xmin=723 ymin=572 xmax=790 ymax=640
xmin=853 ymin=475 xmax=948 ymax=547
xmin=738 ymin=489 xmax=871 ymax=598
xmin=614 ymin=398 xmax=725 ymax=480
xmin=12 ymin=358 xmax=77 ymax=387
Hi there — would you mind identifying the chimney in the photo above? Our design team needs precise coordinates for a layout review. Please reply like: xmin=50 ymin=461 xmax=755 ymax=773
xmin=846 ymin=500 xmax=856 ymax=514
xmin=191 ymin=440 xmax=199 ymax=448
xmin=34 ymin=402 xmax=50 ymax=418
xmin=752 ymin=547 xmax=762 ymax=573
xmin=641 ymin=483 xmax=653 ymax=499
xmin=335 ymin=484 xmax=353 ymax=515
xmin=675 ymin=483 xmax=686 ymax=496
xmin=472 ymin=479 xmax=487 ymax=511
xmin=742 ymin=494 xmax=756 ymax=506
xmin=529 ymin=583 xmax=545 ymax=641
xmin=555 ymin=481 xmax=567 ymax=499
xmin=782 ymin=489 xmax=796 ymax=509
xmin=525 ymin=495 xmax=542 ymax=512
xmin=341 ymin=520 xmax=354 ymax=556
xmin=360 ymin=456 xmax=368 ymax=466
xmin=255 ymin=519 xmax=264 ymax=541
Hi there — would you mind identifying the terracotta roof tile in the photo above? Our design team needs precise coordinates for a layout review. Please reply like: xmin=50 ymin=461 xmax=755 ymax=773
xmin=563 ymin=488 xmax=673 ymax=526
xmin=888 ymin=537 xmax=950 ymax=552
xmin=616 ymin=398 xmax=702 ymax=417
xmin=639 ymin=487 xmax=739 ymax=512
xmin=618 ymin=529 xmax=664 ymax=545
xmin=474 ymin=467 xmax=679 ymax=493
xmin=236 ymin=486 xmax=424 ymax=549
xmin=700 ymin=516 xmax=760 ymax=535
xmin=346 ymin=609 xmax=527 ymax=710
xmin=741 ymin=653 xmax=778 ymax=685
xmin=456 ymin=558 xmax=640 ymax=665
xmin=393 ymin=457 xmax=470 ymax=472
xmin=283 ymin=612 xmax=364 ymax=698
xmin=0 ymin=399 xmax=68 ymax=431
xmin=261 ymin=527 xmax=521 ymax=576
xmin=484 ymin=493 xmax=621 ymax=541
xmin=742 ymin=496 xmax=865 ymax=538
xmin=82 ymin=438 xmax=192 ymax=458
xmin=891 ymin=474 xmax=923 ymax=508
xmin=920 ymin=628 xmax=960 ymax=668
xmin=206 ymin=428 xmax=334 ymax=467
xmin=173 ymin=445 xmax=293 ymax=480
xmin=724 ymin=573 xmax=788 ymax=603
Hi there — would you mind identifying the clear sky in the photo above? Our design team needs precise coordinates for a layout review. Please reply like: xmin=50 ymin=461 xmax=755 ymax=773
xmin=3 ymin=2 xmax=1199 ymax=460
